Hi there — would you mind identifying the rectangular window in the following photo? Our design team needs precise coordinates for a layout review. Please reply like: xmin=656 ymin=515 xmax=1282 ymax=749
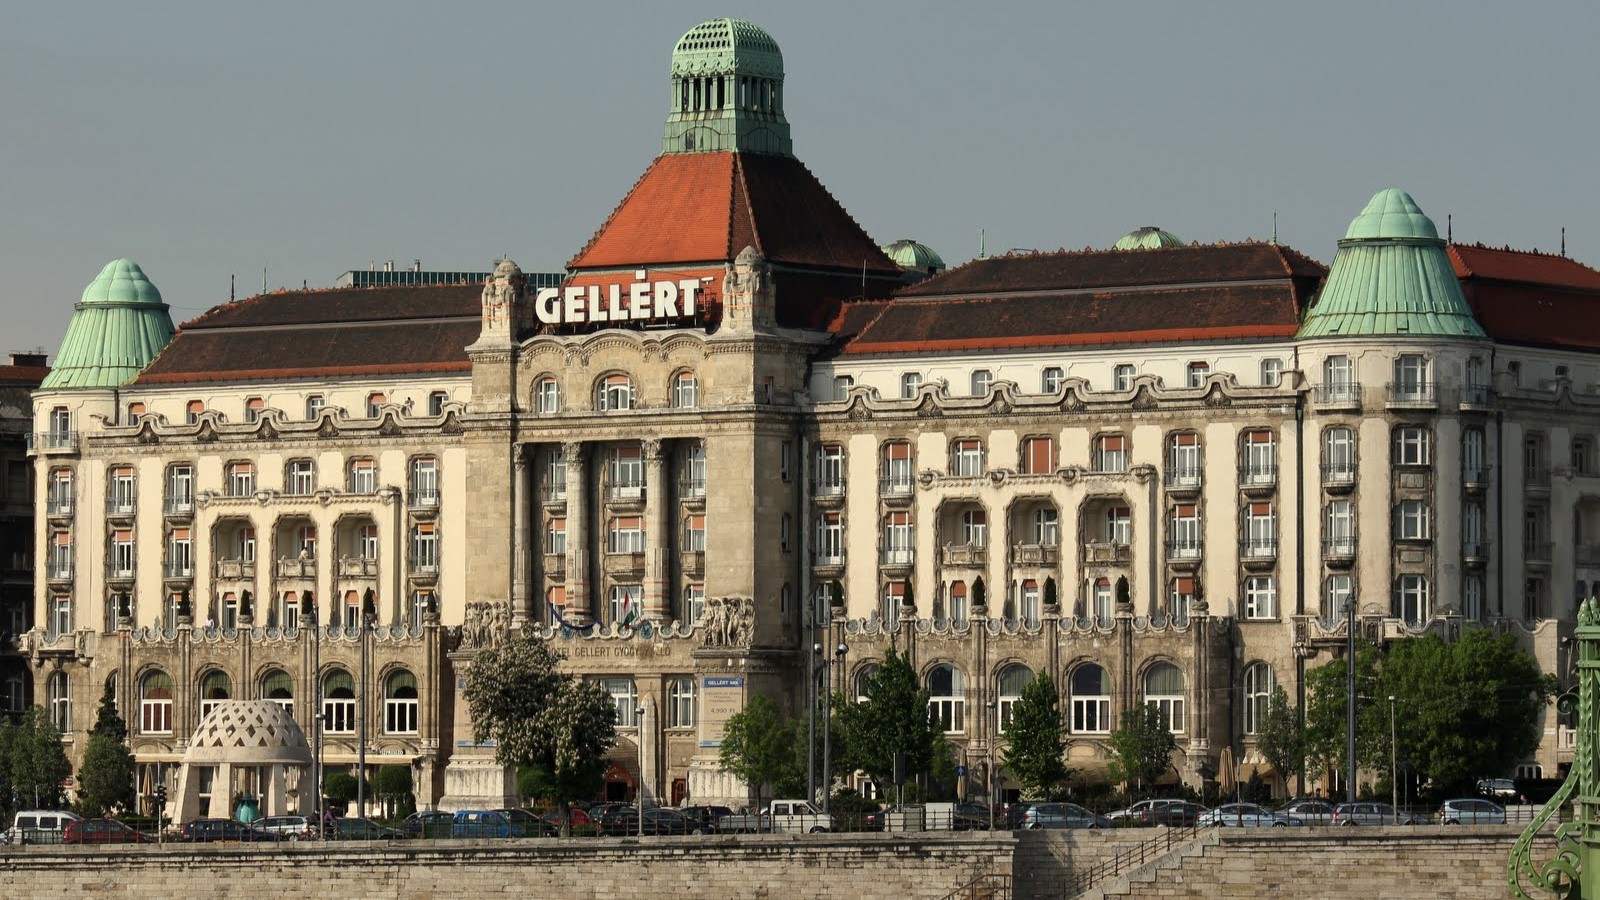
xmin=1243 ymin=501 xmax=1276 ymax=553
xmin=305 ymin=395 xmax=324 ymax=420
xmin=109 ymin=529 xmax=135 ymax=577
xmin=1105 ymin=507 xmax=1132 ymax=545
xmin=1393 ymin=426 xmax=1432 ymax=467
xmin=1041 ymin=366 xmax=1064 ymax=394
xmin=49 ymin=532 xmax=73 ymax=580
xmin=1113 ymin=364 xmax=1135 ymax=391
xmin=1018 ymin=579 xmax=1040 ymax=628
xmin=779 ymin=440 xmax=792 ymax=483
xmin=1186 ymin=361 xmax=1211 ymax=388
xmin=1241 ymin=429 xmax=1276 ymax=484
xmin=608 ymin=585 xmax=643 ymax=626
xmin=1022 ymin=436 xmax=1055 ymax=475
xmin=1094 ymin=434 xmax=1127 ymax=473
xmin=410 ymin=456 xmax=439 ymax=506
xmin=1169 ymin=432 xmax=1201 ymax=486
xmin=1170 ymin=577 xmax=1195 ymax=624
xmin=832 ymin=375 xmax=854 ymax=401
xmin=882 ymin=581 xmax=907 ymax=622
xmin=900 ymin=372 xmax=923 ymax=399
xmin=1393 ymin=354 xmax=1430 ymax=400
xmin=668 ymin=678 xmax=696 ymax=729
xmin=1394 ymin=575 xmax=1430 ymax=625
xmin=684 ymin=583 xmax=705 ymax=624
xmin=108 ymin=465 xmax=136 ymax=515
xmin=237 ymin=527 xmax=256 ymax=563
xmin=813 ymin=443 xmax=846 ymax=495
xmin=683 ymin=514 xmax=706 ymax=552
xmin=1169 ymin=504 xmax=1201 ymax=556
xmin=165 ymin=465 xmax=194 ymax=514
xmin=1260 ymin=358 xmax=1284 ymax=387
xmin=545 ymin=517 xmax=567 ymax=556
xmin=411 ymin=523 xmax=438 ymax=573
xmin=427 ymin=391 xmax=447 ymax=417
xmin=608 ymin=445 xmax=644 ymax=499
xmin=881 ymin=441 xmax=914 ymax=494
xmin=365 ymin=393 xmax=385 ymax=417
xmin=951 ymin=439 xmax=985 ymax=477
xmin=542 ymin=447 xmax=567 ymax=501
xmin=1394 ymin=500 xmax=1431 ymax=541
xmin=882 ymin=513 xmax=913 ymax=565
xmin=47 ymin=469 xmax=73 ymax=516
xmin=227 ymin=462 xmax=256 ymax=497
xmin=165 ymin=528 xmax=193 ymax=578
xmin=593 ymin=676 xmax=638 ymax=726
xmin=535 ymin=378 xmax=560 ymax=414
xmin=1030 ymin=507 xmax=1059 ymax=545
xmin=970 ymin=369 xmax=992 ymax=396
xmin=348 ymin=459 xmax=376 ymax=494
xmin=815 ymin=513 xmax=843 ymax=564
xmin=286 ymin=459 xmax=316 ymax=495
xmin=1245 ymin=575 xmax=1277 ymax=619
xmin=607 ymin=516 xmax=645 ymax=554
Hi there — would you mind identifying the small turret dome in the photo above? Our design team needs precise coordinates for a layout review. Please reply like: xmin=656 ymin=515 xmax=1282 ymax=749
xmin=40 ymin=259 xmax=176 ymax=390
xmin=492 ymin=257 xmax=523 ymax=279
xmin=882 ymin=239 xmax=946 ymax=274
xmin=1343 ymin=188 xmax=1439 ymax=241
xmin=672 ymin=18 xmax=784 ymax=77
xmin=1114 ymin=227 xmax=1185 ymax=250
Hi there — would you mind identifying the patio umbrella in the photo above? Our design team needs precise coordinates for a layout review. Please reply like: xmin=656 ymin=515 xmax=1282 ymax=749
xmin=1217 ymin=747 xmax=1236 ymax=796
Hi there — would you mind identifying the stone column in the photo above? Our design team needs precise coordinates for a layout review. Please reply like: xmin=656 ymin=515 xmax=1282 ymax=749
xmin=643 ymin=439 xmax=670 ymax=623
xmin=563 ymin=442 xmax=591 ymax=626
xmin=511 ymin=447 xmax=531 ymax=627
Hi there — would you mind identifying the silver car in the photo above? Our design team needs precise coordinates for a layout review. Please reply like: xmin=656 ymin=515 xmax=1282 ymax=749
xmin=1280 ymin=800 xmax=1335 ymax=826
xmin=1439 ymin=798 xmax=1506 ymax=825
xmin=1332 ymin=802 xmax=1426 ymax=826
xmin=1021 ymin=802 xmax=1110 ymax=830
xmin=1196 ymin=803 xmax=1296 ymax=827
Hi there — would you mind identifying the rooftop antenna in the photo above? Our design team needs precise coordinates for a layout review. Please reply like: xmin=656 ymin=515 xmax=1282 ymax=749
xmin=1562 ymin=227 xmax=1567 ymax=257
xmin=262 ymin=267 xmax=268 ymax=295
xmin=1447 ymin=214 xmax=1452 ymax=243
xmin=979 ymin=228 xmax=986 ymax=259
xmin=1272 ymin=210 xmax=1278 ymax=245
xmin=230 ymin=274 xmax=235 ymax=303
xmin=861 ymin=259 xmax=867 ymax=298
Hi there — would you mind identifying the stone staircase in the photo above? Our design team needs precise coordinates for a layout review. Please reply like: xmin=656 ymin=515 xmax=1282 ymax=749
xmin=1073 ymin=829 xmax=1220 ymax=899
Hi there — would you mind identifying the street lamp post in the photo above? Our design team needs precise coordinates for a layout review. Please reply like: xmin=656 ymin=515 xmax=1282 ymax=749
xmin=357 ymin=590 xmax=375 ymax=818
xmin=306 ymin=600 xmax=322 ymax=835
xmin=986 ymin=700 xmax=998 ymax=831
xmin=1388 ymin=695 xmax=1398 ymax=820
xmin=636 ymin=705 xmax=647 ymax=837
xmin=823 ymin=643 xmax=845 ymax=816
xmin=1345 ymin=593 xmax=1358 ymax=803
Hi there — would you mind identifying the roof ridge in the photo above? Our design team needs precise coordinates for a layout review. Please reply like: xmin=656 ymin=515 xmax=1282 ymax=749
xmin=567 ymin=155 xmax=671 ymax=270
xmin=787 ymin=157 xmax=898 ymax=272
xmin=729 ymin=152 xmax=765 ymax=258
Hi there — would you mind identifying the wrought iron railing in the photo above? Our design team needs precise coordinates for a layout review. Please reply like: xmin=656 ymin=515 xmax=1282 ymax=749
xmin=1066 ymin=822 xmax=1203 ymax=896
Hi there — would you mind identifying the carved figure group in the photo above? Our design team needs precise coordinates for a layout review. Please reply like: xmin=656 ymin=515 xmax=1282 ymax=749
xmin=699 ymin=596 xmax=754 ymax=648
xmin=461 ymin=600 xmax=510 ymax=651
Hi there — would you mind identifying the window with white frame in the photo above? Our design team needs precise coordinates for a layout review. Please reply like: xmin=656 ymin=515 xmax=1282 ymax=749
xmin=305 ymin=395 xmax=324 ymax=420
xmin=286 ymin=458 xmax=316 ymax=495
xmin=1260 ymin=358 xmax=1284 ymax=387
xmin=262 ymin=669 xmax=294 ymax=716
xmin=1017 ymin=578 xmax=1040 ymax=627
xmin=108 ymin=465 xmax=136 ymax=514
xmin=1463 ymin=575 xmax=1485 ymax=621
xmin=227 ymin=461 xmax=255 ymax=497
xmin=1323 ymin=355 xmax=1354 ymax=397
xmin=244 ymin=397 xmax=264 ymax=423
xmin=1113 ymin=364 xmax=1136 ymax=391
xmin=348 ymin=458 xmax=376 ymax=494
xmin=882 ymin=441 xmax=914 ymax=494
xmin=832 ymin=375 xmax=854 ymax=401
xmin=544 ymin=517 xmax=566 ymax=556
xmin=109 ymin=529 xmax=135 ymax=577
xmin=1169 ymin=577 xmax=1195 ymax=624
xmin=881 ymin=581 xmax=908 ymax=622
xmin=1071 ymin=664 xmax=1110 ymax=734
xmin=680 ymin=442 xmax=706 ymax=497
xmin=948 ymin=581 xmax=968 ymax=625
xmin=165 ymin=528 xmax=193 ymax=577
xmin=1242 ymin=662 xmax=1275 ymax=734
xmin=1393 ymin=499 xmax=1431 ymax=542
xmin=593 ymin=676 xmax=639 ymax=726
xmin=198 ymin=671 xmax=231 ymax=720
xmin=1394 ymin=574 xmax=1430 ymax=625
xmin=1186 ymin=361 xmax=1211 ymax=388
xmin=1323 ymin=426 xmax=1356 ymax=482
xmin=1526 ymin=577 xmax=1548 ymax=619
xmin=951 ymin=438 xmax=985 ymax=476
xmin=1393 ymin=353 xmax=1429 ymax=399
xmin=927 ymin=664 xmax=966 ymax=733
xmin=814 ymin=513 xmax=843 ymax=564
xmin=813 ymin=443 xmax=845 ymax=495
xmin=385 ymin=670 xmax=419 ymax=733
xmin=1021 ymin=435 xmax=1055 ymax=475
xmin=48 ymin=532 xmax=72 ymax=581
xmin=959 ymin=509 xmax=987 ymax=548
xmin=410 ymin=523 xmax=438 ymax=572
xmin=683 ymin=514 xmax=706 ymax=552
xmin=854 ymin=664 xmax=879 ymax=703
xmin=365 ymin=392 xmax=385 ymax=418
xmin=882 ymin=512 xmax=913 ymax=564
xmin=294 ymin=524 xmax=316 ymax=558
xmin=409 ymin=590 xmax=431 ymax=625
xmin=1244 ymin=575 xmax=1277 ymax=619
xmin=1323 ymin=574 xmax=1353 ymax=628
xmin=427 ymin=391 xmax=447 ymax=417
xmin=668 ymin=677 xmax=696 ymax=728
xmin=140 ymin=670 xmax=174 ymax=735
xmin=900 ymin=372 xmax=923 ymax=399
xmin=1030 ymin=507 xmax=1059 ymax=545
xmin=1324 ymin=499 xmax=1354 ymax=555
xmin=410 ymin=456 xmax=438 ymax=506
xmin=671 ymin=371 xmax=698 ymax=408
xmin=48 ymin=406 xmax=71 ymax=439
xmin=1144 ymin=663 xmax=1186 ymax=732
xmin=684 ymin=583 xmax=705 ymax=623
xmin=996 ymin=664 xmax=1033 ymax=733
xmin=1169 ymin=432 xmax=1201 ymax=485
xmin=1169 ymin=504 xmax=1201 ymax=557
xmin=323 ymin=669 xmax=357 ymax=733
xmin=607 ymin=516 xmax=645 ymax=553
xmin=1393 ymin=426 xmax=1432 ymax=467
xmin=47 ymin=468 xmax=73 ymax=516
xmin=185 ymin=399 xmax=204 ymax=424
xmin=1242 ymin=429 xmax=1276 ymax=480
xmin=1093 ymin=433 xmax=1127 ymax=472
xmin=166 ymin=464 xmax=193 ymax=513
xmin=607 ymin=444 xmax=644 ymax=497
xmin=1463 ymin=502 xmax=1485 ymax=556
xmin=779 ymin=440 xmax=792 ymax=481
xmin=1243 ymin=501 xmax=1276 ymax=554
xmin=596 ymin=373 xmax=635 ymax=411
xmin=970 ymin=369 xmax=993 ymax=396
xmin=535 ymin=377 xmax=560 ymax=414
xmin=1105 ymin=506 xmax=1132 ymax=544
xmin=47 ymin=671 xmax=71 ymax=733
xmin=608 ymin=585 xmax=643 ymax=626
xmin=1041 ymin=366 xmax=1064 ymax=394
xmin=1092 ymin=577 xmax=1113 ymax=621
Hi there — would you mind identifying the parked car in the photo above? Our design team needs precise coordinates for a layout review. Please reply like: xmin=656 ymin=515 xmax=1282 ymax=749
xmin=180 ymin=818 xmax=281 ymax=843
xmin=329 ymin=817 xmax=405 ymax=840
xmin=1105 ymin=799 xmax=1207 ymax=828
xmin=1197 ymin=803 xmax=1296 ymax=828
xmin=496 ymin=808 xmax=557 ymax=837
xmin=1331 ymin=802 xmax=1427 ymax=826
xmin=678 ymin=805 xmax=733 ymax=835
xmin=718 ymin=800 xmax=836 ymax=834
xmin=1439 ymin=798 xmax=1507 ymax=825
xmin=1020 ymin=802 xmax=1112 ymax=830
xmin=952 ymin=802 xmax=993 ymax=830
xmin=598 ymin=807 xmax=693 ymax=836
xmin=451 ymin=809 xmax=524 ymax=839
xmin=1478 ymin=778 xmax=1519 ymax=801
xmin=255 ymin=815 xmax=316 ymax=841
xmin=398 ymin=810 xmax=456 ymax=839
xmin=1279 ymin=799 xmax=1336 ymax=826
xmin=63 ymin=818 xmax=151 ymax=845
xmin=539 ymin=808 xmax=595 ymax=835
xmin=8 ymin=810 xmax=81 ymax=845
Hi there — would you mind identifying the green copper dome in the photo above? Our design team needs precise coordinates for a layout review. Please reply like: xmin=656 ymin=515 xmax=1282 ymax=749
xmin=1114 ymin=226 xmax=1185 ymax=250
xmin=662 ymin=18 xmax=791 ymax=156
xmin=40 ymin=259 xmax=177 ymax=389
xmin=1297 ymin=189 xmax=1485 ymax=340
xmin=671 ymin=18 xmax=783 ymax=78
xmin=882 ymin=239 xmax=945 ymax=273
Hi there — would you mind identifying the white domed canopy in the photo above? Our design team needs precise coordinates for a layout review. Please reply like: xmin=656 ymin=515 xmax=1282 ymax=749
xmin=183 ymin=700 xmax=312 ymax=766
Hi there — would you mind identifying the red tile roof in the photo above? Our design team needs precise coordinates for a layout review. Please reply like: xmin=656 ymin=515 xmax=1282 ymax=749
xmin=0 ymin=365 xmax=50 ymax=385
xmin=569 ymin=152 xmax=900 ymax=276
xmin=1450 ymin=245 xmax=1600 ymax=352
xmin=1449 ymin=244 xmax=1600 ymax=291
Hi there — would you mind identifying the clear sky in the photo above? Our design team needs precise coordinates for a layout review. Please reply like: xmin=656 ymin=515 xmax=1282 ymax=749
xmin=4 ymin=0 xmax=1596 ymax=357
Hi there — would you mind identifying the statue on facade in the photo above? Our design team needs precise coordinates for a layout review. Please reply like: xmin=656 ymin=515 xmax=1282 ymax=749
xmin=699 ymin=596 xmax=754 ymax=649
xmin=474 ymin=258 xmax=526 ymax=346
xmin=461 ymin=600 xmax=511 ymax=651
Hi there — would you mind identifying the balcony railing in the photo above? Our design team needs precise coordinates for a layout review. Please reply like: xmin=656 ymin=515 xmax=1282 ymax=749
xmin=339 ymin=556 xmax=380 ymax=577
xmin=1463 ymin=540 xmax=1491 ymax=561
xmin=681 ymin=550 xmax=705 ymax=574
xmin=215 ymin=558 xmax=256 ymax=580
xmin=1239 ymin=538 xmax=1278 ymax=560
xmin=1312 ymin=383 xmax=1362 ymax=406
xmin=1386 ymin=381 xmax=1437 ymax=404
xmin=105 ymin=561 xmax=136 ymax=579
xmin=879 ymin=548 xmax=915 ymax=567
xmin=1320 ymin=465 xmax=1356 ymax=489
xmin=1238 ymin=464 xmax=1278 ymax=488
xmin=106 ymin=497 xmax=137 ymax=516
xmin=1165 ymin=539 xmax=1203 ymax=560
xmin=1524 ymin=540 xmax=1553 ymax=563
xmin=410 ymin=559 xmax=439 ymax=575
xmin=811 ymin=551 xmax=845 ymax=568
xmin=1460 ymin=385 xmax=1493 ymax=407
xmin=1525 ymin=466 xmax=1552 ymax=488
xmin=164 ymin=496 xmax=194 ymax=516
xmin=1322 ymin=537 xmax=1357 ymax=560
xmin=879 ymin=477 xmax=914 ymax=498
xmin=28 ymin=431 xmax=79 ymax=453
xmin=541 ymin=483 xmax=568 ymax=503
xmin=46 ymin=497 xmax=73 ymax=517
xmin=811 ymin=477 xmax=846 ymax=498
xmin=607 ymin=482 xmax=645 ymax=501
xmin=276 ymin=557 xmax=316 ymax=578
xmin=408 ymin=489 xmax=440 ymax=508
xmin=679 ymin=478 xmax=706 ymax=499
xmin=1083 ymin=541 xmax=1131 ymax=564
xmin=941 ymin=542 xmax=986 ymax=566
xmin=602 ymin=551 xmax=645 ymax=575
xmin=542 ymin=553 xmax=566 ymax=577
xmin=1010 ymin=543 xmax=1060 ymax=566
xmin=1166 ymin=467 xmax=1202 ymax=490
xmin=163 ymin=561 xmax=194 ymax=579
xmin=1463 ymin=466 xmax=1491 ymax=487
xmin=46 ymin=559 xmax=73 ymax=581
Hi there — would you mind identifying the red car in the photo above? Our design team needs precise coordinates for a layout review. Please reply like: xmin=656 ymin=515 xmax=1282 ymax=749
xmin=63 ymin=818 xmax=151 ymax=845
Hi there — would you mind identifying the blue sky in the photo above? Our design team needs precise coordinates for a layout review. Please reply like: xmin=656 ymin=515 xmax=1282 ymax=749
xmin=4 ymin=0 xmax=1596 ymax=354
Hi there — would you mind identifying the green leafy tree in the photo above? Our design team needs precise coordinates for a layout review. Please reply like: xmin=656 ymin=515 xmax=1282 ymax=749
xmin=0 ymin=717 xmax=17 ymax=820
xmin=10 ymin=706 xmax=72 ymax=809
xmin=463 ymin=634 xmax=616 ymax=835
xmin=373 ymin=765 xmax=414 ymax=821
xmin=1001 ymin=674 xmax=1069 ymax=799
xmin=1303 ymin=641 xmax=1384 ymax=778
xmin=1253 ymin=685 xmax=1303 ymax=792
xmin=1106 ymin=704 xmax=1176 ymax=793
xmin=324 ymin=771 xmax=361 ymax=811
xmin=718 ymin=694 xmax=805 ymax=811
xmin=834 ymin=645 xmax=942 ymax=793
xmin=77 ymin=684 xmax=135 ymax=817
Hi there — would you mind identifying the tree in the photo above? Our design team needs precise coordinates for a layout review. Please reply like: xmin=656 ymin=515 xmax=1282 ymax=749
xmin=373 ymin=765 xmax=415 ymax=820
xmin=833 ymin=645 xmax=942 ymax=794
xmin=0 ymin=717 xmax=16 ymax=820
xmin=463 ymin=633 xmax=615 ymax=835
xmin=1001 ymin=673 xmax=1069 ymax=799
xmin=77 ymin=684 xmax=135 ymax=817
xmin=1303 ymin=640 xmax=1384 ymax=779
xmin=1106 ymin=704 xmax=1176 ymax=794
xmin=1253 ymin=685 xmax=1303 ymax=792
xmin=718 ymin=694 xmax=804 ymax=812
xmin=10 ymin=706 xmax=71 ymax=809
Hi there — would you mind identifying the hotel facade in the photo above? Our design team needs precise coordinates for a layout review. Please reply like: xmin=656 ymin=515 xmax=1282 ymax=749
xmin=19 ymin=18 xmax=1600 ymax=810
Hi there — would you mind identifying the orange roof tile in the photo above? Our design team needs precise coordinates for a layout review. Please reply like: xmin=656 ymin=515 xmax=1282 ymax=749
xmin=1449 ymin=244 xmax=1600 ymax=291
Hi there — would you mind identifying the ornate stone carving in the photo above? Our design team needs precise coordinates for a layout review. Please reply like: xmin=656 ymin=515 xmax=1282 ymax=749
xmin=460 ymin=600 xmax=511 ymax=651
xmin=1203 ymin=385 xmax=1233 ymax=408
xmin=699 ymin=596 xmax=754 ymax=649
xmin=1130 ymin=386 xmax=1158 ymax=411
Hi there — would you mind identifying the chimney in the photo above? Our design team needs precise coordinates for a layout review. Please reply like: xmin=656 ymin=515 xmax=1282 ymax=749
xmin=10 ymin=352 xmax=46 ymax=367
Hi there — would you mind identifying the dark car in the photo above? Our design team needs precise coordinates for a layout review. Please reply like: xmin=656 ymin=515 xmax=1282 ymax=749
xmin=598 ymin=807 xmax=692 ymax=836
xmin=329 ymin=817 xmax=405 ymax=840
xmin=1149 ymin=801 xmax=1209 ymax=827
xmin=63 ymin=818 xmax=150 ymax=845
xmin=398 ymin=810 xmax=455 ymax=839
xmin=678 ymin=805 xmax=734 ymax=835
xmin=452 ymin=809 xmax=525 ymax=838
xmin=496 ymin=808 xmax=557 ymax=837
xmin=180 ymin=818 xmax=281 ymax=843
xmin=1020 ymin=802 xmax=1113 ymax=830
xmin=952 ymin=802 xmax=993 ymax=830
xmin=540 ymin=808 xmax=595 ymax=835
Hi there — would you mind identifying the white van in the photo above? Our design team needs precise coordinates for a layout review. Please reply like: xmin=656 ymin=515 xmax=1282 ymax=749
xmin=8 ymin=810 xmax=81 ymax=845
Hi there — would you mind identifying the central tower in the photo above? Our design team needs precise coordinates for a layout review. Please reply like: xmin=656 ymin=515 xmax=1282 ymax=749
xmin=661 ymin=17 xmax=792 ymax=156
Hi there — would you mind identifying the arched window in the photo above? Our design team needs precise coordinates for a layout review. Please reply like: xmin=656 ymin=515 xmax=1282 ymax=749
xmin=854 ymin=664 xmax=879 ymax=703
xmin=199 ymin=671 xmax=232 ymax=720
xmin=668 ymin=677 xmax=696 ymax=728
xmin=534 ymin=376 xmax=560 ymax=414
xmin=1242 ymin=663 xmax=1275 ymax=734
xmin=324 ymin=669 xmax=356 ymax=733
xmin=262 ymin=669 xmax=294 ymax=716
xmin=1070 ymin=664 xmax=1110 ymax=734
xmin=1143 ymin=662 xmax=1186 ymax=733
xmin=948 ymin=581 xmax=969 ymax=626
xmin=996 ymin=664 xmax=1033 ymax=733
xmin=140 ymin=670 xmax=174 ymax=735
xmin=365 ymin=392 xmax=385 ymax=418
xmin=671 ymin=371 xmax=698 ymax=409
xmin=926 ymin=664 xmax=966 ymax=733
xmin=185 ymin=399 xmax=205 ymax=424
xmin=596 ymin=373 xmax=635 ymax=412
xmin=47 ymin=671 xmax=72 ymax=733
xmin=384 ymin=670 xmax=418 ymax=734
xmin=591 ymin=677 xmax=638 ymax=726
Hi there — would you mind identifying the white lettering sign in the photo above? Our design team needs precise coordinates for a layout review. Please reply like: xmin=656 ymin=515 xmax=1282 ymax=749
xmin=535 ymin=277 xmax=701 ymax=326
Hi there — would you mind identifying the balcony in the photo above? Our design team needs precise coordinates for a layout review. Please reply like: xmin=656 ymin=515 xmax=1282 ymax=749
xmin=339 ymin=556 xmax=380 ymax=577
xmin=1238 ymin=464 xmax=1278 ymax=495
xmin=1386 ymin=381 xmax=1437 ymax=408
xmin=1082 ymin=541 xmax=1131 ymax=565
xmin=1321 ymin=465 xmax=1356 ymax=494
xmin=408 ymin=489 xmax=440 ymax=510
xmin=606 ymin=483 xmax=645 ymax=508
xmin=1311 ymin=382 xmax=1362 ymax=410
xmin=164 ymin=496 xmax=195 ymax=518
xmin=276 ymin=557 xmax=316 ymax=579
xmin=542 ymin=553 xmax=566 ymax=578
xmin=1524 ymin=467 xmax=1551 ymax=492
xmin=215 ymin=558 xmax=256 ymax=580
xmin=680 ymin=550 xmax=705 ymax=575
xmin=105 ymin=497 xmax=137 ymax=519
xmin=1165 ymin=538 xmax=1203 ymax=559
xmin=27 ymin=431 xmax=79 ymax=454
xmin=1463 ymin=541 xmax=1491 ymax=568
xmin=1463 ymin=466 xmax=1491 ymax=493
xmin=105 ymin=560 xmax=136 ymax=581
xmin=811 ymin=477 xmax=846 ymax=500
xmin=162 ymin=560 xmax=194 ymax=580
xmin=879 ymin=548 xmax=914 ymax=574
xmin=941 ymin=542 xmax=986 ymax=567
xmin=1165 ymin=467 xmax=1202 ymax=497
xmin=679 ymin=479 xmax=706 ymax=501
xmin=46 ymin=559 xmax=73 ymax=582
xmin=1322 ymin=537 xmax=1357 ymax=567
xmin=1239 ymin=538 xmax=1278 ymax=568
xmin=409 ymin=559 xmax=439 ymax=579
xmin=1524 ymin=540 xmax=1553 ymax=566
xmin=879 ymin=478 xmax=915 ymax=503
xmin=540 ymin=483 xmax=568 ymax=504
xmin=1460 ymin=385 xmax=1494 ymax=409
xmin=603 ymin=551 xmax=645 ymax=576
xmin=811 ymin=551 xmax=844 ymax=578
xmin=1010 ymin=543 xmax=1060 ymax=566
xmin=46 ymin=497 xmax=73 ymax=518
